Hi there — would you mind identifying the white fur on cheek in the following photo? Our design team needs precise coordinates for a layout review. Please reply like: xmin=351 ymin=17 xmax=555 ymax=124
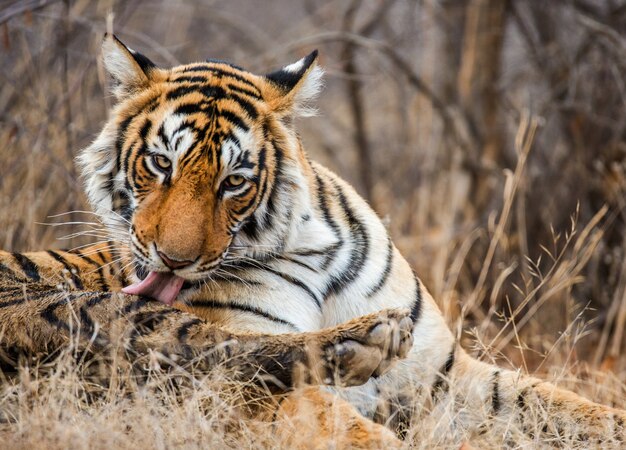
xmin=76 ymin=121 xmax=120 ymax=228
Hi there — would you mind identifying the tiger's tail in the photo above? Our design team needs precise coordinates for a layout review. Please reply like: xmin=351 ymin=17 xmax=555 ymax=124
xmin=436 ymin=351 xmax=626 ymax=444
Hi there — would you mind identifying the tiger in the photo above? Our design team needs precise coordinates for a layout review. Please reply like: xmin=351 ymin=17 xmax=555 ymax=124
xmin=1 ymin=33 xmax=624 ymax=447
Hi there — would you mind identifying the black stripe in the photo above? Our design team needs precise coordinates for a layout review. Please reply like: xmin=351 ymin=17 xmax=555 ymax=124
xmin=241 ymin=216 xmax=260 ymax=241
xmin=0 ymin=286 xmax=24 ymax=300
xmin=229 ymin=260 xmax=322 ymax=308
xmin=166 ymin=84 xmax=202 ymax=100
xmin=157 ymin=122 xmax=170 ymax=149
xmin=86 ymin=291 xmax=111 ymax=306
xmin=232 ymin=196 xmax=257 ymax=216
xmin=115 ymin=94 xmax=159 ymax=179
xmin=115 ymin=116 xmax=134 ymax=175
xmin=256 ymin=144 xmax=267 ymax=193
xmin=41 ymin=291 xmax=107 ymax=331
xmin=176 ymin=318 xmax=203 ymax=342
xmin=130 ymin=144 xmax=152 ymax=193
xmin=516 ymin=382 xmax=540 ymax=411
xmin=257 ymin=139 xmax=282 ymax=232
xmin=290 ymin=243 xmax=342 ymax=258
xmin=201 ymin=85 xmax=226 ymax=100
xmin=313 ymin=173 xmax=343 ymax=270
xmin=0 ymin=288 xmax=68 ymax=308
xmin=244 ymin=143 xmax=269 ymax=230
xmin=210 ymin=272 xmax=262 ymax=286
xmin=172 ymin=121 xmax=202 ymax=152
xmin=0 ymin=298 xmax=27 ymax=309
xmin=367 ymin=238 xmax=394 ymax=297
xmin=516 ymin=390 xmax=527 ymax=410
xmin=73 ymin=251 xmax=109 ymax=291
xmin=276 ymin=255 xmax=319 ymax=272
xmin=128 ymin=310 xmax=170 ymax=346
xmin=123 ymin=139 xmax=141 ymax=193
xmin=78 ymin=292 xmax=111 ymax=334
xmin=492 ymin=370 xmax=501 ymax=415
xmin=208 ymin=67 xmax=261 ymax=93
xmin=178 ymin=146 xmax=205 ymax=174
xmin=229 ymin=91 xmax=258 ymax=119
xmin=180 ymin=64 xmax=217 ymax=73
xmin=614 ymin=415 xmax=624 ymax=443
xmin=119 ymin=296 xmax=149 ymax=315
xmin=267 ymin=268 xmax=321 ymax=308
xmin=227 ymin=83 xmax=261 ymax=99
xmin=41 ymin=299 xmax=70 ymax=330
xmin=12 ymin=253 xmax=40 ymax=282
xmin=0 ymin=262 xmax=25 ymax=283
xmin=220 ymin=72 xmax=260 ymax=91
xmin=139 ymin=119 xmax=152 ymax=141
xmin=174 ymin=103 xmax=206 ymax=116
xmin=130 ymin=310 xmax=170 ymax=332
xmin=46 ymin=251 xmax=84 ymax=290
xmin=322 ymin=180 xmax=369 ymax=299
xmin=431 ymin=344 xmax=456 ymax=398
xmin=172 ymin=75 xmax=208 ymax=83
xmin=411 ymin=275 xmax=423 ymax=323
xmin=144 ymin=96 xmax=161 ymax=113
xmin=219 ymin=109 xmax=249 ymax=131
xmin=187 ymin=299 xmax=298 ymax=330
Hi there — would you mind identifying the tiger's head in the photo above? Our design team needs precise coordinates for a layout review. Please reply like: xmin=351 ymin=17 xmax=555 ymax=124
xmin=79 ymin=34 xmax=323 ymax=304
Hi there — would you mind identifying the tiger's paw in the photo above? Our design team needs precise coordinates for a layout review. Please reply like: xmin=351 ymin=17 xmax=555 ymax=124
xmin=306 ymin=309 xmax=413 ymax=387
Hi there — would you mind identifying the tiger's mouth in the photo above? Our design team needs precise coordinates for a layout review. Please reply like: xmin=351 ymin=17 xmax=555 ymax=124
xmin=122 ymin=271 xmax=184 ymax=306
xmin=121 ymin=265 xmax=205 ymax=306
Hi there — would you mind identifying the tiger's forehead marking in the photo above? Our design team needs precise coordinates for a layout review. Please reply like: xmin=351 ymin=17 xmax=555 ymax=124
xmin=147 ymin=111 xmax=259 ymax=176
xmin=221 ymin=128 xmax=260 ymax=175
xmin=153 ymin=112 xmax=198 ymax=155
xmin=144 ymin=81 xmax=263 ymax=174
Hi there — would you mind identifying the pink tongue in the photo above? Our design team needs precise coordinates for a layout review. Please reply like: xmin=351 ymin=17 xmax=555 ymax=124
xmin=122 ymin=271 xmax=185 ymax=306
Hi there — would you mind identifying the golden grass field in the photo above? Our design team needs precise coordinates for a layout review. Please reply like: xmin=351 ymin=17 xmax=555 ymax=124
xmin=1 ymin=0 xmax=626 ymax=447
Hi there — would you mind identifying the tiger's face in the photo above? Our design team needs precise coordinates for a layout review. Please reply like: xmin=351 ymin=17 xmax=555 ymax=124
xmin=121 ymin=88 xmax=267 ymax=280
xmin=80 ymin=35 xmax=322 ymax=302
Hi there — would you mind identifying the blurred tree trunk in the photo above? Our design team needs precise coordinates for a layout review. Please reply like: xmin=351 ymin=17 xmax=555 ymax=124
xmin=412 ymin=0 xmax=467 ymax=306
xmin=340 ymin=0 xmax=373 ymax=205
xmin=458 ymin=0 xmax=509 ymax=214
xmin=340 ymin=0 xmax=396 ymax=210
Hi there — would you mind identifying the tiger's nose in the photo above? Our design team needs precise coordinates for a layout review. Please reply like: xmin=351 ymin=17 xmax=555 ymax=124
xmin=157 ymin=251 xmax=195 ymax=270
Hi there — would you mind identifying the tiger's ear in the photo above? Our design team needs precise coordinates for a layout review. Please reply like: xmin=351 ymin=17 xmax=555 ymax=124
xmin=102 ymin=33 xmax=157 ymax=99
xmin=263 ymin=50 xmax=324 ymax=118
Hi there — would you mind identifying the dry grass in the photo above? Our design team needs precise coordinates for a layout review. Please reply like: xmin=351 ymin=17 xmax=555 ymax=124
xmin=1 ymin=0 xmax=626 ymax=447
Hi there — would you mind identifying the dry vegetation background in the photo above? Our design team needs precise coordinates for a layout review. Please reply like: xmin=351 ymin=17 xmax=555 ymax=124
xmin=1 ymin=0 xmax=626 ymax=447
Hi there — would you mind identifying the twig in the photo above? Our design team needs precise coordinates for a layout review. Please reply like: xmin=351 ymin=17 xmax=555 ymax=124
xmin=462 ymin=111 xmax=538 ymax=318
xmin=267 ymin=31 xmax=478 ymax=157
xmin=340 ymin=0 xmax=372 ymax=202
xmin=0 ymin=0 xmax=61 ymax=25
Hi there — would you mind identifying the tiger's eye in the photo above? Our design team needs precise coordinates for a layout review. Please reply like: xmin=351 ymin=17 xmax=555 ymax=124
xmin=152 ymin=154 xmax=172 ymax=173
xmin=223 ymin=175 xmax=246 ymax=190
